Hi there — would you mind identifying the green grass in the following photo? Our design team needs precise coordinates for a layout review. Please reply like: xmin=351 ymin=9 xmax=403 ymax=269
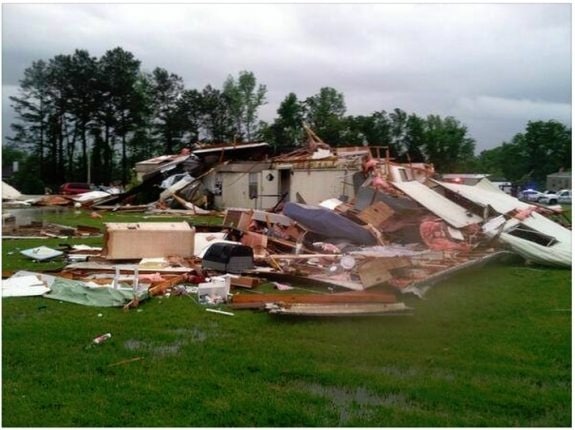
xmin=2 ymin=209 xmax=223 ymax=273
xmin=2 ymin=210 xmax=572 ymax=426
xmin=40 ymin=207 xmax=224 ymax=229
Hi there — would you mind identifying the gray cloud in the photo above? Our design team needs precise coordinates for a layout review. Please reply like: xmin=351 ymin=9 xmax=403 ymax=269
xmin=2 ymin=3 xmax=571 ymax=152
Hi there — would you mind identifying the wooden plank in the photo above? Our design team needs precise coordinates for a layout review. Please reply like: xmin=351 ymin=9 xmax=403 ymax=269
xmin=283 ymin=223 xmax=307 ymax=242
xmin=266 ymin=302 xmax=411 ymax=317
xmin=77 ymin=224 xmax=102 ymax=234
xmin=247 ymin=269 xmax=364 ymax=291
xmin=2 ymin=270 xmax=15 ymax=279
xmin=265 ymin=233 xmax=317 ymax=254
xmin=267 ymin=254 xmax=340 ymax=259
xmin=230 ymin=276 xmax=262 ymax=289
xmin=148 ymin=274 xmax=187 ymax=296
xmin=230 ymin=291 xmax=396 ymax=306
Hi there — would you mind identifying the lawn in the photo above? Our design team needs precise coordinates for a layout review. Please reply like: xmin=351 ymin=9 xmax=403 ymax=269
xmin=1 ymin=209 xmax=572 ymax=427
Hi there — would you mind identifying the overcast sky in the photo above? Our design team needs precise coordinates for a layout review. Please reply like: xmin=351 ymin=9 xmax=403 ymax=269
xmin=1 ymin=2 xmax=572 ymax=153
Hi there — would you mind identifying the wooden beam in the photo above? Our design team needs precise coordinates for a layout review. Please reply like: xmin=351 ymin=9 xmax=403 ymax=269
xmin=230 ymin=291 xmax=397 ymax=308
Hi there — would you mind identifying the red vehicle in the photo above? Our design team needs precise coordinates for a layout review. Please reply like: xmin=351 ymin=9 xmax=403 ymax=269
xmin=59 ymin=182 xmax=94 ymax=195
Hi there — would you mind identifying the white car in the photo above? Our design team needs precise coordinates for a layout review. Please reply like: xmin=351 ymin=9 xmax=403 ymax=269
xmin=538 ymin=189 xmax=572 ymax=205
xmin=519 ymin=189 xmax=543 ymax=202
xmin=536 ymin=190 xmax=557 ymax=202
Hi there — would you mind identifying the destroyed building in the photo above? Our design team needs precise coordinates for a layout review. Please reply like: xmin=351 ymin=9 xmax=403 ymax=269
xmin=3 ymin=133 xmax=571 ymax=317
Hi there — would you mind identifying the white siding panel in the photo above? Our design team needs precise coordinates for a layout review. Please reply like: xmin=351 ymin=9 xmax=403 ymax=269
xmin=290 ymin=170 xmax=350 ymax=205
xmin=219 ymin=173 xmax=256 ymax=209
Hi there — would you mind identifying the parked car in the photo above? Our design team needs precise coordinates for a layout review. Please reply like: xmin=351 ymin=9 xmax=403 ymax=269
xmin=59 ymin=182 xmax=95 ymax=195
xmin=558 ymin=189 xmax=572 ymax=204
xmin=536 ymin=190 xmax=556 ymax=202
xmin=518 ymin=189 xmax=543 ymax=202
xmin=538 ymin=189 xmax=572 ymax=205
xmin=97 ymin=184 xmax=122 ymax=195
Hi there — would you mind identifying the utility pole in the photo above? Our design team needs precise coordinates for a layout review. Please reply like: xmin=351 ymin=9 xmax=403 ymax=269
xmin=87 ymin=149 xmax=91 ymax=184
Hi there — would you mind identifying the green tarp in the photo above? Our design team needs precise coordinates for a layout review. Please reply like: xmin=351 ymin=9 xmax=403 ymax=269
xmin=43 ymin=278 xmax=148 ymax=307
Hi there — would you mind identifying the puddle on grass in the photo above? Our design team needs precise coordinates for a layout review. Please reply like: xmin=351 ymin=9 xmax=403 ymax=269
xmin=4 ymin=206 xmax=70 ymax=227
xmin=123 ymin=325 xmax=213 ymax=358
xmin=377 ymin=365 xmax=419 ymax=380
xmin=124 ymin=339 xmax=184 ymax=357
xmin=124 ymin=339 xmax=147 ymax=351
xmin=376 ymin=365 xmax=456 ymax=382
xmin=171 ymin=327 xmax=209 ymax=343
xmin=299 ymin=382 xmax=414 ymax=425
xmin=152 ymin=341 xmax=184 ymax=357
xmin=124 ymin=338 xmax=183 ymax=357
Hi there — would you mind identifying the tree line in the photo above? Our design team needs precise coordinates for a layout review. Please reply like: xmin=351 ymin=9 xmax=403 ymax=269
xmin=5 ymin=47 xmax=571 ymax=193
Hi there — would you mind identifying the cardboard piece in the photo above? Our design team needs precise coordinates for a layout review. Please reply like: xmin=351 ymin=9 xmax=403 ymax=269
xmin=356 ymin=201 xmax=395 ymax=229
xmin=102 ymin=222 xmax=194 ymax=259
xmin=241 ymin=232 xmax=268 ymax=258
xmin=224 ymin=208 xmax=295 ymax=231
xmin=223 ymin=209 xmax=253 ymax=231
xmin=358 ymin=257 xmax=411 ymax=288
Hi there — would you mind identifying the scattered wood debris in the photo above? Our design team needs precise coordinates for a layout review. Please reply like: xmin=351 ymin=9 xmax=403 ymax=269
xmin=3 ymin=140 xmax=571 ymax=317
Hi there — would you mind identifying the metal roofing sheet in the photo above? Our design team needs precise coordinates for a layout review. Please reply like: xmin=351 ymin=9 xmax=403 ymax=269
xmin=392 ymin=181 xmax=482 ymax=228
xmin=433 ymin=179 xmax=531 ymax=214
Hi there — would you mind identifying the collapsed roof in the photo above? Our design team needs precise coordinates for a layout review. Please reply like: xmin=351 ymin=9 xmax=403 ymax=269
xmin=3 ymin=139 xmax=571 ymax=316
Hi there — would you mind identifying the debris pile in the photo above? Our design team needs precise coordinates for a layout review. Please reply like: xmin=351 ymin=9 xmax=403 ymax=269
xmin=3 ymin=139 xmax=571 ymax=317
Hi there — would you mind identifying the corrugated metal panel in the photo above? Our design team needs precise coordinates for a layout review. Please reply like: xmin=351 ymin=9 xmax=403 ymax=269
xmin=392 ymin=181 xmax=482 ymax=228
xmin=433 ymin=179 xmax=531 ymax=214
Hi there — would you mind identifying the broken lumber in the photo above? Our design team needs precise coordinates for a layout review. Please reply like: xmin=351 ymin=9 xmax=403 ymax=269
xmin=148 ymin=274 xmax=187 ymax=296
xmin=266 ymin=302 xmax=411 ymax=317
xmin=230 ymin=276 xmax=262 ymax=289
xmin=230 ymin=291 xmax=397 ymax=309
xmin=266 ymin=254 xmax=341 ymax=260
